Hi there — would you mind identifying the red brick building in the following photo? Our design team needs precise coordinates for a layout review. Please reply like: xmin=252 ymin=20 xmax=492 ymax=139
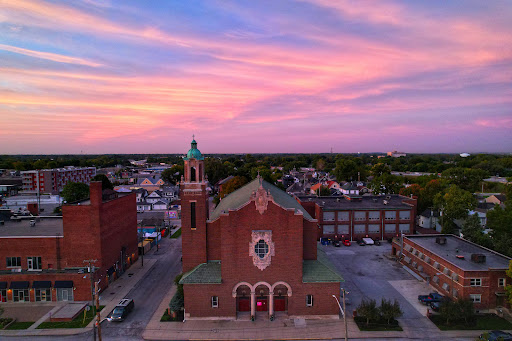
xmin=179 ymin=139 xmax=342 ymax=320
xmin=0 ymin=182 xmax=138 ymax=303
xmin=21 ymin=167 xmax=96 ymax=194
xmin=296 ymin=194 xmax=417 ymax=241
xmin=392 ymin=235 xmax=511 ymax=310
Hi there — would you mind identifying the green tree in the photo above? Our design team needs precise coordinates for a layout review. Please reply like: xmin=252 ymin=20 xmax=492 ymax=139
xmin=161 ymin=165 xmax=184 ymax=185
xmin=92 ymin=174 xmax=113 ymax=190
xmin=357 ymin=298 xmax=380 ymax=326
xmin=379 ymin=298 xmax=403 ymax=325
xmin=456 ymin=299 xmax=475 ymax=325
xmin=369 ymin=174 xmax=403 ymax=195
xmin=439 ymin=300 xmax=458 ymax=325
xmin=441 ymin=167 xmax=488 ymax=192
xmin=371 ymin=163 xmax=391 ymax=177
xmin=319 ymin=186 xmax=331 ymax=196
xmin=219 ymin=176 xmax=248 ymax=199
xmin=487 ymin=204 xmax=512 ymax=257
xmin=61 ymin=182 xmax=89 ymax=203
xmin=461 ymin=213 xmax=483 ymax=242
xmin=434 ymin=185 xmax=476 ymax=234
xmin=334 ymin=159 xmax=366 ymax=182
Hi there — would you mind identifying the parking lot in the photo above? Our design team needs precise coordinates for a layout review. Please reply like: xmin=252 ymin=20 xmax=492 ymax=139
xmin=321 ymin=241 xmax=439 ymax=333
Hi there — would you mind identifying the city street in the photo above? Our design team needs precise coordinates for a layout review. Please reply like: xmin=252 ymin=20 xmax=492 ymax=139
xmin=2 ymin=234 xmax=182 ymax=341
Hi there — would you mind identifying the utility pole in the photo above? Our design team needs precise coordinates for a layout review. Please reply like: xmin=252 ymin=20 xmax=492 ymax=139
xmin=95 ymin=281 xmax=102 ymax=341
xmin=84 ymin=259 xmax=97 ymax=341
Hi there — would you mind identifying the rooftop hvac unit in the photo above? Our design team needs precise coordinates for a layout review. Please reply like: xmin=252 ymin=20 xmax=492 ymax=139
xmin=383 ymin=200 xmax=388 ymax=205
xmin=29 ymin=220 xmax=36 ymax=227
xmin=435 ymin=237 xmax=447 ymax=245
xmin=471 ymin=254 xmax=486 ymax=263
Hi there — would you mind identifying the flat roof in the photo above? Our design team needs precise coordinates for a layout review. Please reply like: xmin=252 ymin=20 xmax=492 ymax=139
xmin=297 ymin=194 xmax=413 ymax=210
xmin=0 ymin=218 xmax=63 ymax=237
xmin=406 ymin=235 xmax=511 ymax=271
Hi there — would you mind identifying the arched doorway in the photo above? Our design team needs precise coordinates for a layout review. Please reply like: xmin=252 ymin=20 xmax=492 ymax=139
xmin=254 ymin=284 xmax=269 ymax=312
xmin=236 ymin=284 xmax=251 ymax=312
xmin=273 ymin=284 xmax=288 ymax=312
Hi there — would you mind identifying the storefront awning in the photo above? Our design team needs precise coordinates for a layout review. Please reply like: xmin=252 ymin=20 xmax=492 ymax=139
xmin=32 ymin=281 xmax=52 ymax=288
xmin=10 ymin=281 xmax=29 ymax=289
xmin=0 ymin=282 xmax=7 ymax=289
xmin=54 ymin=280 xmax=73 ymax=288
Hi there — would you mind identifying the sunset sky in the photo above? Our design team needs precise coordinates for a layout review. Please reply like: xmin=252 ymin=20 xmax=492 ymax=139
xmin=1 ymin=0 xmax=511 ymax=154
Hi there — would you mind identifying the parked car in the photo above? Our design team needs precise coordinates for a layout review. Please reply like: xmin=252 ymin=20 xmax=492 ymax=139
xmin=479 ymin=330 xmax=512 ymax=341
xmin=342 ymin=240 xmax=351 ymax=247
xmin=374 ymin=239 xmax=381 ymax=246
xmin=108 ymin=298 xmax=134 ymax=322
xmin=418 ymin=293 xmax=444 ymax=304
xmin=333 ymin=240 xmax=341 ymax=247
xmin=320 ymin=237 xmax=330 ymax=246
xmin=357 ymin=239 xmax=366 ymax=246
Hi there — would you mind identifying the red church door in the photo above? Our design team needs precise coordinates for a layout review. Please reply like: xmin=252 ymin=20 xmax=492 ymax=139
xmin=238 ymin=297 xmax=250 ymax=312
xmin=274 ymin=297 xmax=286 ymax=311
xmin=256 ymin=297 xmax=268 ymax=311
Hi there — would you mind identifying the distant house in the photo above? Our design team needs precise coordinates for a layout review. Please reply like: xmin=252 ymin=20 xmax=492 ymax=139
xmin=146 ymin=190 xmax=164 ymax=204
xmin=418 ymin=209 xmax=441 ymax=232
xmin=161 ymin=185 xmax=179 ymax=201
xmin=387 ymin=151 xmax=406 ymax=157
xmin=215 ymin=176 xmax=234 ymax=193
xmin=485 ymin=194 xmax=507 ymax=206
xmin=340 ymin=182 xmax=360 ymax=196
xmin=133 ymin=188 xmax=148 ymax=203
xmin=152 ymin=200 xmax=167 ymax=210
xmin=136 ymin=201 xmax=152 ymax=212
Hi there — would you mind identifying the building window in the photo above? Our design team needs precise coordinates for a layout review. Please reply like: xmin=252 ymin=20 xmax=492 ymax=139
xmin=323 ymin=225 xmax=335 ymax=234
xmin=384 ymin=224 xmax=396 ymax=233
xmin=498 ymin=278 xmax=506 ymax=287
xmin=13 ymin=289 xmax=29 ymax=302
xmin=368 ymin=224 xmax=380 ymax=233
xmin=338 ymin=212 xmax=349 ymax=221
xmin=399 ymin=211 xmax=411 ymax=220
xmin=35 ymin=288 xmax=51 ymax=302
xmin=306 ymin=295 xmax=313 ymax=307
xmin=323 ymin=212 xmax=335 ymax=221
xmin=385 ymin=211 xmax=396 ymax=220
xmin=469 ymin=294 xmax=481 ymax=303
xmin=470 ymin=278 xmax=481 ymax=287
xmin=354 ymin=212 xmax=366 ymax=221
xmin=56 ymin=288 xmax=73 ymax=301
xmin=211 ymin=296 xmax=218 ymax=308
xmin=368 ymin=211 xmax=380 ymax=220
xmin=190 ymin=202 xmax=196 ymax=229
xmin=0 ymin=289 xmax=7 ymax=302
xmin=337 ymin=225 xmax=349 ymax=234
xmin=6 ymin=257 xmax=21 ymax=268
xmin=254 ymin=240 xmax=269 ymax=259
xmin=399 ymin=224 xmax=410 ymax=233
xmin=27 ymin=256 xmax=42 ymax=271
xmin=354 ymin=224 xmax=365 ymax=234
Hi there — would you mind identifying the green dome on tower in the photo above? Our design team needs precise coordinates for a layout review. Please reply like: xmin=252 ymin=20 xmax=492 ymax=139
xmin=184 ymin=137 xmax=204 ymax=160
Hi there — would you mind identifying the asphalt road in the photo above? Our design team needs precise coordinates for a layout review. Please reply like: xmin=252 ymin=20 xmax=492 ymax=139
xmin=4 ymin=235 xmax=182 ymax=341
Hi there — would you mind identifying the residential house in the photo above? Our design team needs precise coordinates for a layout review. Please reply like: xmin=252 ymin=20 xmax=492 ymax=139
xmin=485 ymin=194 xmax=507 ymax=206
xmin=418 ymin=209 xmax=442 ymax=232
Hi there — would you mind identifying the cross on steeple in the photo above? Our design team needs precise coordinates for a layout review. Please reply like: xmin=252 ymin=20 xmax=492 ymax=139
xmin=192 ymin=134 xmax=195 ymax=140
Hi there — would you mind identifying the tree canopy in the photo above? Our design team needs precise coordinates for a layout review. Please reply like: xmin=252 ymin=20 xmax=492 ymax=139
xmin=91 ymin=174 xmax=113 ymax=190
xmin=61 ymin=182 xmax=89 ymax=203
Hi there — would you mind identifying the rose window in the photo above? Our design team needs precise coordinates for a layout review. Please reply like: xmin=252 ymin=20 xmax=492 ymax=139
xmin=254 ymin=239 xmax=269 ymax=259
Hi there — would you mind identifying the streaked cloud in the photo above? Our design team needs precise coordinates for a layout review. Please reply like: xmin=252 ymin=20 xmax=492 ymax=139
xmin=0 ymin=0 xmax=511 ymax=153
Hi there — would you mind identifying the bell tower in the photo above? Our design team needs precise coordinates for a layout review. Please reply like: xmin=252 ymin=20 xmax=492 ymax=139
xmin=181 ymin=136 xmax=209 ymax=272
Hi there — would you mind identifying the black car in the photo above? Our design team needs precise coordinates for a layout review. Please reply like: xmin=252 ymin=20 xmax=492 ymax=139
xmin=109 ymin=298 xmax=134 ymax=322
xmin=479 ymin=330 xmax=512 ymax=341
xmin=357 ymin=240 xmax=366 ymax=246
xmin=333 ymin=240 xmax=341 ymax=247
xmin=374 ymin=239 xmax=381 ymax=246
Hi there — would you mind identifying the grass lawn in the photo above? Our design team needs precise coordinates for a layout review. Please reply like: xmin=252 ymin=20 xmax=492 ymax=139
xmin=5 ymin=321 xmax=34 ymax=330
xmin=161 ymin=310 xmax=184 ymax=322
xmin=354 ymin=316 xmax=403 ymax=331
xmin=0 ymin=318 xmax=13 ymax=329
xmin=37 ymin=306 xmax=104 ymax=329
xmin=429 ymin=314 xmax=512 ymax=331
xmin=170 ymin=228 xmax=181 ymax=238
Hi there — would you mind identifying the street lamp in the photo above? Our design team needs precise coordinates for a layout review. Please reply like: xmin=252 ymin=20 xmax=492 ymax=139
xmin=332 ymin=290 xmax=349 ymax=341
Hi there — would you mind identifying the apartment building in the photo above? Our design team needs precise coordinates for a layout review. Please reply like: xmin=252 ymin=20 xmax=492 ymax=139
xmin=21 ymin=167 xmax=96 ymax=194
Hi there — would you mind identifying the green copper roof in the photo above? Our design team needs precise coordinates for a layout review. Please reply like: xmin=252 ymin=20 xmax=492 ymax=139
xmin=179 ymin=261 xmax=222 ymax=284
xmin=209 ymin=177 xmax=313 ymax=221
xmin=303 ymin=249 xmax=343 ymax=283
xmin=184 ymin=138 xmax=204 ymax=161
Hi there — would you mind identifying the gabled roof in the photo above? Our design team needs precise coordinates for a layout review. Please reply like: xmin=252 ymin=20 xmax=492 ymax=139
xmin=210 ymin=178 xmax=313 ymax=221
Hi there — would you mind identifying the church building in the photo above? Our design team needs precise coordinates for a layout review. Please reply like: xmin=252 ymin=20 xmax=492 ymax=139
xmin=179 ymin=139 xmax=342 ymax=320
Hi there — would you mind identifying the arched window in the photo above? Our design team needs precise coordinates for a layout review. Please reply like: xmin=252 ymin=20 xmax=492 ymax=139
xmin=190 ymin=167 xmax=196 ymax=182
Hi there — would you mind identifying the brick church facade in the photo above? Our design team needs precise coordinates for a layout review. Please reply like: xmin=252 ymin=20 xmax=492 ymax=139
xmin=179 ymin=139 xmax=342 ymax=320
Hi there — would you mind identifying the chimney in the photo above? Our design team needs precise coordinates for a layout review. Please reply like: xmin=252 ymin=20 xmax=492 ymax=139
xmin=90 ymin=181 xmax=103 ymax=206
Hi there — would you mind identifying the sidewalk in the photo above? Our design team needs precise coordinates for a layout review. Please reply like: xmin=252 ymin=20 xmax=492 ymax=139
xmin=0 ymin=257 xmax=157 ymax=337
xmin=143 ymin=286 xmax=508 ymax=340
